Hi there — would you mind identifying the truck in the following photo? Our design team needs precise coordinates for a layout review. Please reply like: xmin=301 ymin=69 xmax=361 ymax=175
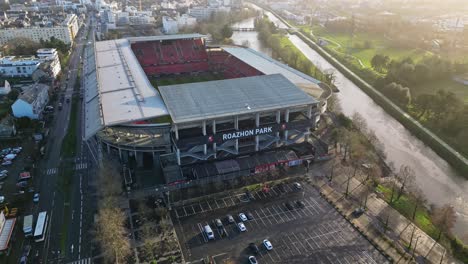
xmin=23 ymin=215 xmax=33 ymax=237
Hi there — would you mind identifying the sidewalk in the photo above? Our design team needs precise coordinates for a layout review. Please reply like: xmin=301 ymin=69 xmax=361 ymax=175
xmin=308 ymin=169 xmax=456 ymax=264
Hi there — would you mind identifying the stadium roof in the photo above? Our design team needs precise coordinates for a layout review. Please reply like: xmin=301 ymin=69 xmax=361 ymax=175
xmin=222 ymin=47 xmax=321 ymax=87
xmin=159 ymin=74 xmax=318 ymax=124
xmin=84 ymin=38 xmax=169 ymax=139
xmin=127 ymin=34 xmax=207 ymax=43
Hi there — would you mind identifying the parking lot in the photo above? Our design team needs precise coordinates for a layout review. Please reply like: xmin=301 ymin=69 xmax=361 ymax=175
xmin=172 ymin=181 xmax=389 ymax=263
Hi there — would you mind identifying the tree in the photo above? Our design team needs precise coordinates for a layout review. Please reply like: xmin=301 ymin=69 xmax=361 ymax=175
xmin=2 ymin=38 xmax=41 ymax=56
xmin=395 ymin=165 xmax=415 ymax=201
xmin=7 ymin=89 xmax=19 ymax=101
xmin=220 ymin=24 xmax=233 ymax=39
xmin=95 ymin=207 xmax=132 ymax=263
xmin=382 ymin=82 xmax=411 ymax=108
xmin=370 ymin=54 xmax=389 ymax=73
xmin=432 ymin=204 xmax=457 ymax=241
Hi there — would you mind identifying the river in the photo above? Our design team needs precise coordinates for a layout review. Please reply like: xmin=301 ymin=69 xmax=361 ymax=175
xmin=231 ymin=9 xmax=468 ymax=237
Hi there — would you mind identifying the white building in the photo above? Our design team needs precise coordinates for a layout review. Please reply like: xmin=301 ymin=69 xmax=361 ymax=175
xmin=0 ymin=14 xmax=79 ymax=45
xmin=163 ymin=16 xmax=179 ymax=34
xmin=188 ymin=6 xmax=231 ymax=21
xmin=0 ymin=56 xmax=40 ymax=77
xmin=11 ymin=83 xmax=49 ymax=119
xmin=37 ymin=48 xmax=61 ymax=78
xmin=177 ymin=14 xmax=197 ymax=28
xmin=0 ymin=80 xmax=10 ymax=95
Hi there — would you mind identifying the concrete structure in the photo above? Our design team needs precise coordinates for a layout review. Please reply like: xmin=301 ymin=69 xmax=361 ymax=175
xmin=160 ymin=74 xmax=319 ymax=165
xmin=83 ymin=34 xmax=324 ymax=171
xmin=177 ymin=14 xmax=197 ymax=29
xmin=188 ymin=6 xmax=231 ymax=21
xmin=163 ymin=16 xmax=179 ymax=34
xmin=37 ymin=48 xmax=61 ymax=78
xmin=0 ymin=14 xmax=79 ymax=45
xmin=0 ymin=116 xmax=16 ymax=138
xmin=11 ymin=83 xmax=49 ymax=119
xmin=0 ymin=80 xmax=10 ymax=95
xmin=0 ymin=56 xmax=40 ymax=77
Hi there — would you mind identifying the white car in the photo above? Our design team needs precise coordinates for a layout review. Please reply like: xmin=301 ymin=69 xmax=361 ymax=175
xmin=239 ymin=213 xmax=248 ymax=222
xmin=33 ymin=193 xmax=40 ymax=203
xmin=263 ymin=239 xmax=273 ymax=250
xmin=238 ymin=222 xmax=247 ymax=232
xmin=1 ymin=161 xmax=12 ymax=166
xmin=248 ymin=256 xmax=258 ymax=264
xmin=4 ymin=154 xmax=16 ymax=160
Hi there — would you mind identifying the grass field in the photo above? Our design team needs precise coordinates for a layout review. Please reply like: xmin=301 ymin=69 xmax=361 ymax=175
xmin=150 ymin=72 xmax=225 ymax=89
xmin=304 ymin=25 xmax=429 ymax=68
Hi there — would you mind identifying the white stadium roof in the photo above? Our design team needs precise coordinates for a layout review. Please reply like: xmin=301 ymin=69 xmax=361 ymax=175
xmin=159 ymin=74 xmax=317 ymax=124
xmin=221 ymin=46 xmax=321 ymax=87
xmin=84 ymin=38 xmax=168 ymax=139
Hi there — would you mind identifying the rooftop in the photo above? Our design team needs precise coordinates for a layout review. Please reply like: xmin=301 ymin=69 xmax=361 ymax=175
xmin=18 ymin=83 xmax=48 ymax=104
xmin=159 ymin=74 xmax=317 ymax=124
xmin=222 ymin=46 xmax=321 ymax=88
xmin=127 ymin=33 xmax=207 ymax=43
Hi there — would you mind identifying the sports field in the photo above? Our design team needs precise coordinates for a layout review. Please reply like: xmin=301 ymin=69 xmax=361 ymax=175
xmin=150 ymin=72 xmax=225 ymax=89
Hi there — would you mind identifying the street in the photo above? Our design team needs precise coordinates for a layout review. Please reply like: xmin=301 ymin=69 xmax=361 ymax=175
xmin=29 ymin=14 xmax=97 ymax=264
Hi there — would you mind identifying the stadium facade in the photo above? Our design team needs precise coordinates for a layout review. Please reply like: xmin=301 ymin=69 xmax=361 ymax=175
xmin=84 ymin=34 xmax=326 ymax=180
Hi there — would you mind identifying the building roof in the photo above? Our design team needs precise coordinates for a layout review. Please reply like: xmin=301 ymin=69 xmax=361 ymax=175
xmin=18 ymin=83 xmax=48 ymax=104
xmin=221 ymin=46 xmax=321 ymax=88
xmin=127 ymin=33 xmax=207 ymax=43
xmin=93 ymin=39 xmax=168 ymax=126
xmin=159 ymin=74 xmax=317 ymax=124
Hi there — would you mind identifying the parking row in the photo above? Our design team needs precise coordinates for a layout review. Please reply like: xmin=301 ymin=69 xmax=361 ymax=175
xmin=257 ymin=221 xmax=387 ymax=263
xmin=185 ymin=196 xmax=332 ymax=246
xmin=174 ymin=182 xmax=309 ymax=219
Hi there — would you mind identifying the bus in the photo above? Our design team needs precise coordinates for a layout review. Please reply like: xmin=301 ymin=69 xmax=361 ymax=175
xmin=33 ymin=211 xmax=48 ymax=242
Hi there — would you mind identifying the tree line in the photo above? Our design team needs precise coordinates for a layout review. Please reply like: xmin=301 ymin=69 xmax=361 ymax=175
xmin=370 ymin=54 xmax=468 ymax=156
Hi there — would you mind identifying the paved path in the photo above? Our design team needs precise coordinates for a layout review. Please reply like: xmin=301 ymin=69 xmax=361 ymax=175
xmin=308 ymin=168 xmax=457 ymax=264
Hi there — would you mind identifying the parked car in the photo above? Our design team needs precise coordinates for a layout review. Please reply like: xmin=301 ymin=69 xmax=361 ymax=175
xmin=293 ymin=182 xmax=302 ymax=190
xmin=33 ymin=193 xmax=40 ymax=203
xmin=239 ymin=213 xmax=248 ymax=222
xmin=238 ymin=222 xmax=247 ymax=232
xmin=246 ymin=212 xmax=254 ymax=220
xmin=16 ymin=181 xmax=28 ymax=188
xmin=285 ymin=202 xmax=294 ymax=210
xmin=1 ymin=160 xmax=12 ymax=166
xmin=249 ymin=243 xmax=259 ymax=254
xmin=352 ymin=207 xmax=365 ymax=218
xmin=227 ymin=214 xmax=235 ymax=224
xmin=215 ymin=218 xmax=223 ymax=228
xmin=248 ymin=256 xmax=258 ymax=264
xmin=4 ymin=153 xmax=16 ymax=160
xmin=263 ymin=239 xmax=273 ymax=251
xmin=0 ymin=196 xmax=5 ymax=203
xmin=295 ymin=200 xmax=305 ymax=208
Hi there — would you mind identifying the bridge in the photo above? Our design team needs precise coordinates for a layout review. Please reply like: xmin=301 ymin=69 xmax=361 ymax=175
xmin=231 ymin=27 xmax=256 ymax=31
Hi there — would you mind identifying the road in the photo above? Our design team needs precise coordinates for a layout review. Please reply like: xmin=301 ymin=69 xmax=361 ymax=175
xmin=30 ymin=14 xmax=97 ymax=264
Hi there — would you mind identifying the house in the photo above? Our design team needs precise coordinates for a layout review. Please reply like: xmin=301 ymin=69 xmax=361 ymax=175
xmin=0 ymin=80 xmax=10 ymax=95
xmin=0 ymin=116 xmax=16 ymax=138
xmin=11 ymin=83 xmax=49 ymax=119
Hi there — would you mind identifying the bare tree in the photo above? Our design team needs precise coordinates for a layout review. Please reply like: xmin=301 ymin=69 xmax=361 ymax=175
xmin=95 ymin=208 xmax=132 ymax=263
xmin=351 ymin=112 xmax=368 ymax=133
xmin=140 ymin=222 xmax=158 ymax=262
xmin=395 ymin=165 xmax=415 ymax=201
xmin=408 ymin=186 xmax=426 ymax=221
xmin=432 ymin=204 xmax=457 ymax=241
xmin=98 ymin=158 xmax=123 ymax=197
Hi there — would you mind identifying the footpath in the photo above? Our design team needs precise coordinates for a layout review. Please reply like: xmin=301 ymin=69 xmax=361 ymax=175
xmin=307 ymin=167 xmax=457 ymax=264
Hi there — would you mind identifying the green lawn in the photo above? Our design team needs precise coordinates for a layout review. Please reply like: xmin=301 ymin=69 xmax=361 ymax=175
xmin=61 ymin=97 xmax=78 ymax=157
xmin=413 ymin=78 xmax=468 ymax=104
xmin=376 ymin=184 xmax=439 ymax=239
xmin=151 ymin=73 xmax=224 ymax=88
xmin=308 ymin=25 xmax=429 ymax=68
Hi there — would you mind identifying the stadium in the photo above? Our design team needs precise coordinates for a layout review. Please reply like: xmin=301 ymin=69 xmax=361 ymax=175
xmin=83 ymin=34 xmax=327 ymax=186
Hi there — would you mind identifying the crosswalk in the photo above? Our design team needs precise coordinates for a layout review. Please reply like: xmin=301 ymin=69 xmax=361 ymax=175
xmin=46 ymin=168 xmax=58 ymax=175
xmin=67 ymin=258 xmax=92 ymax=264
xmin=75 ymin=163 xmax=88 ymax=170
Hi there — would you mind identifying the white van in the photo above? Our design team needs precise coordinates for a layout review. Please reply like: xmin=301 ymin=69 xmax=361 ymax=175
xmin=204 ymin=225 xmax=214 ymax=240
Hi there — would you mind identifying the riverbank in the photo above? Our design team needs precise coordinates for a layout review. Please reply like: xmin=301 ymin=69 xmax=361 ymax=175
xmin=259 ymin=5 xmax=468 ymax=175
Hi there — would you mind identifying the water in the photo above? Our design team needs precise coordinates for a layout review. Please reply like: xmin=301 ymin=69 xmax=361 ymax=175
xmin=231 ymin=13 xmax=468 ymax=237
